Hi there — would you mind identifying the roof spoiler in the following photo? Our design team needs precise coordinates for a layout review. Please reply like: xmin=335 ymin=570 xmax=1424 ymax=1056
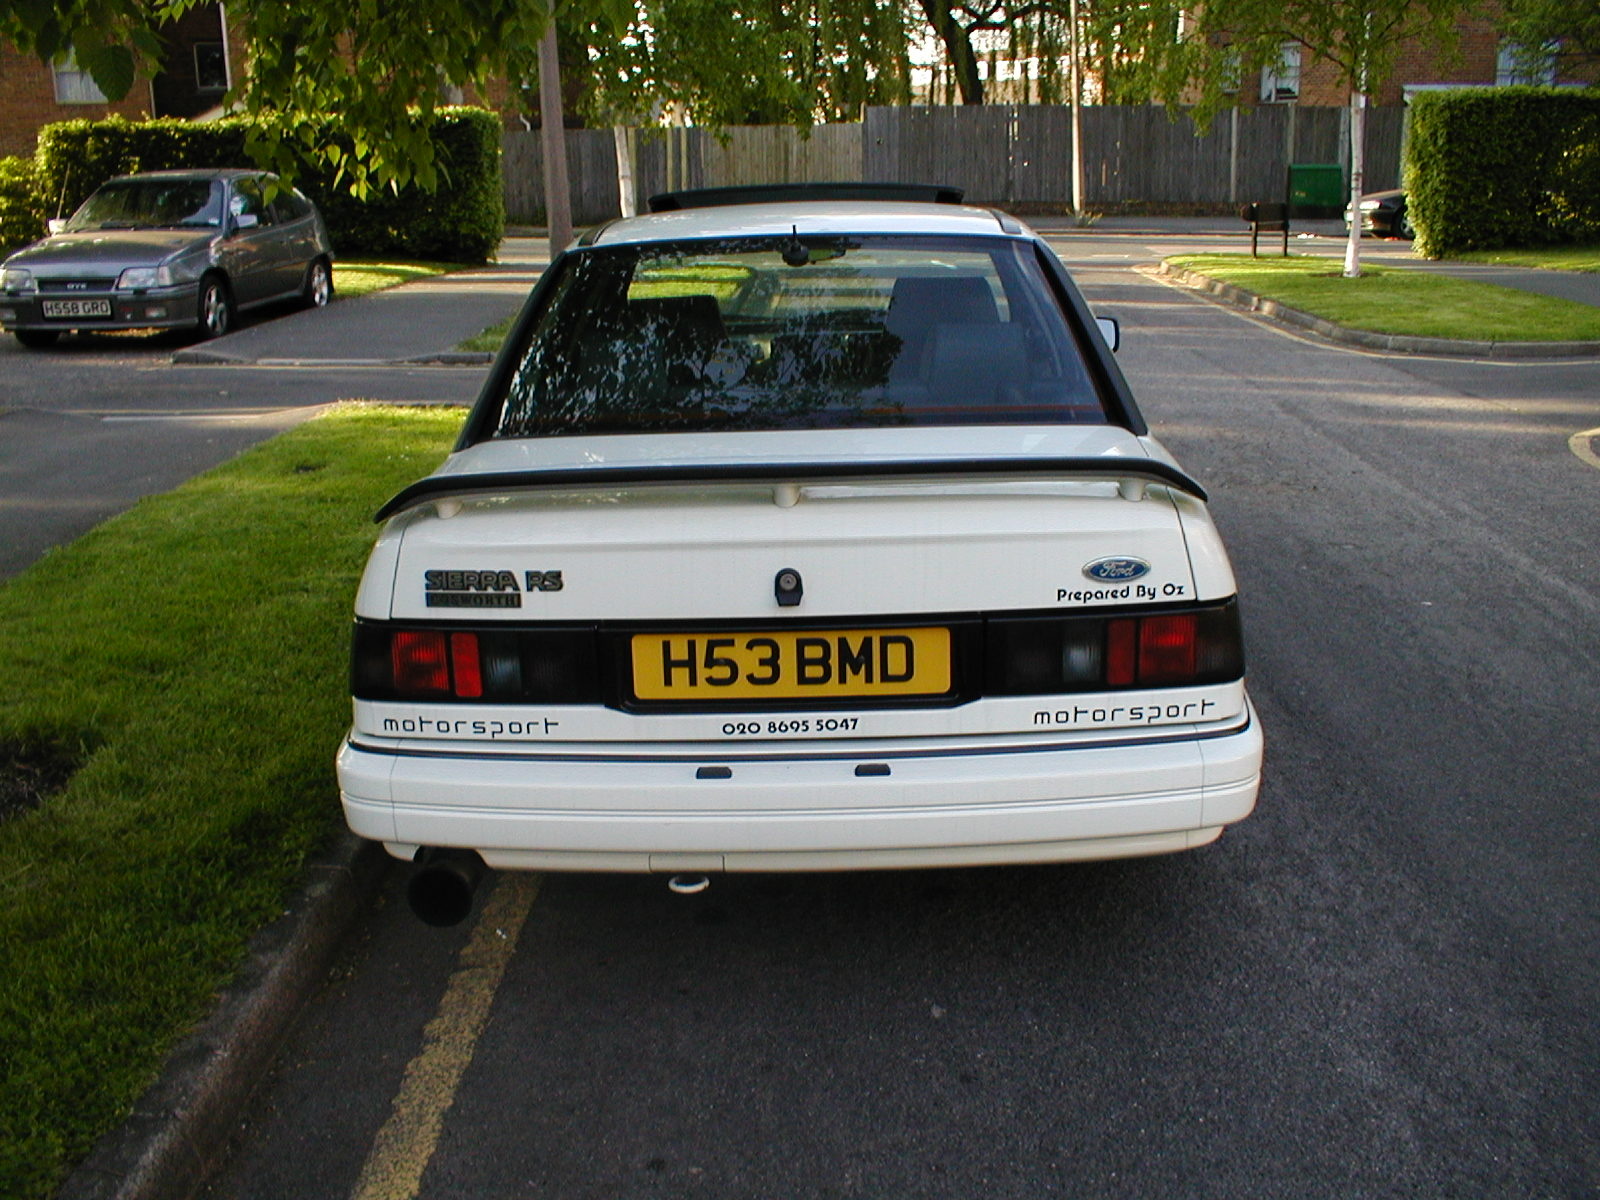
xmin=647 ymin=182 xmax=965 ymax=213
xmin=374 ymin=457 xmax=1207 ymax=523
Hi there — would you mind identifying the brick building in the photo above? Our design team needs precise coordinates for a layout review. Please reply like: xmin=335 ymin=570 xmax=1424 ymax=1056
xmin=1251 ymin=12 xmax=1593 ymax=106
xmin=0 ymin=3 xmax=244 ymax=158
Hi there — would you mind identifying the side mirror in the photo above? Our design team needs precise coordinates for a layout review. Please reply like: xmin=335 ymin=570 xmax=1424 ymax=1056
xmin=47 ymin=218 xmax=67 ymax=236
xmin=232 ymin=212 xmax=259 ymax=231
xmin=1096 ymin=315 xmax=1120 ymax=352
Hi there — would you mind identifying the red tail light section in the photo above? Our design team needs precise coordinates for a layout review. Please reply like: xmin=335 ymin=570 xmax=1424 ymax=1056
xmin=391 ymin=631 xmax=450 ymax=695
xmin=1138 ymin=614 xmax=1198 ymax=684
xmin=450 ymin=633 xmax=483 ymax=698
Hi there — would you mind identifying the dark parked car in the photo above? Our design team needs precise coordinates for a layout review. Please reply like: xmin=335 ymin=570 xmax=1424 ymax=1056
xmin=0 ymin=168 xmax=333 ymax=348
xmin=1344 ymin=188 xmax=1413 ymax=239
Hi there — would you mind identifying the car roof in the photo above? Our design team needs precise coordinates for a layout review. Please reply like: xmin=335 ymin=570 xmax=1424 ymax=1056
xmin=586 ymin=201 xmax=1030 ymax=248
xmin=105 ymin=168 xmax=267 ymax=184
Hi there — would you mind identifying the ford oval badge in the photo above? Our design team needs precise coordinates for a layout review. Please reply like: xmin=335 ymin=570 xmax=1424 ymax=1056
xmin=1083 ymin=556 xmax=1151 ymax=582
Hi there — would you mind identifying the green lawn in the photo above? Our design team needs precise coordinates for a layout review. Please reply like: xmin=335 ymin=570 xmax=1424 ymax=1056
xmin=1165 ymin=253 xmax=1600 ymax=342
xmin=0 ymin=406 xmax=461 ymax=1200
xmin=332 ymin=259 xmax=459 ymax=300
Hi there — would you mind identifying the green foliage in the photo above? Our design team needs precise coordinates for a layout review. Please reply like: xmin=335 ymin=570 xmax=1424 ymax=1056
xmin=3 ymin=0 xmax=602 ymax=198
xmin=34 ymin=115 xmax=251 ymax=219
xmin=1406 ymin=89 xmax=1600 ymax=258
xmin=571 ymin=0 xmax=911 ymax=127
xmin=307 ymin=109 xmax=504 ymax=261
xmin=913 ymin=0 xmax=1189 ymax=108
xmin=1496 ymin=0 xmax=1600 ymax=77
xmin=31 ymin=111 xmax=504 ymax=262
xmin=0 ymin=0 xmax=165 ymax=99
xmin=0 ymin=155 xmax=43 ymax=253
xmin=0 ymin=405 xmax=462 ymax=1200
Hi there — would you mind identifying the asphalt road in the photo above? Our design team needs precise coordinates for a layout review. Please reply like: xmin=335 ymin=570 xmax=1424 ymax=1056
xmin=185 ymin=239 xmax=1600 ymax=1198
xmin=0 ymin=322 xmax=486 ymax=582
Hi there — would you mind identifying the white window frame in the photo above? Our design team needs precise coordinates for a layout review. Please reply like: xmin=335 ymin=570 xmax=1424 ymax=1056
xmin=1496 ymin=39 xmax=1557 ymax=86
xmin=53 ymin=52 xmax=108 ymax=104
xmin=1260 ymin=43 xmax=1301 ymax=103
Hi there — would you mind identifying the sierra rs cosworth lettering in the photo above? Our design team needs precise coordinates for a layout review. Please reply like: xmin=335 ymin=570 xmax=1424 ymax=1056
xmin=423 ymin=568 xmax=563 ymax=608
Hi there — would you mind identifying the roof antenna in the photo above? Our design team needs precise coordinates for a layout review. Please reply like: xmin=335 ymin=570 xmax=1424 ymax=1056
xmin=781 ymin=225 xmax=811 ymax=267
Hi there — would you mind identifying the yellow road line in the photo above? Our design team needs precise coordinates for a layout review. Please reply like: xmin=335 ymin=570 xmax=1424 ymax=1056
xmin=350 ymin=872 xmax=539 ymax=1200
xmin=1571 ymin=427 xmax=1600 ymax=472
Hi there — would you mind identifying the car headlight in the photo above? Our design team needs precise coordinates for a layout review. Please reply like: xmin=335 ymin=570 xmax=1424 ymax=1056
xmin=2 ymin=267 xmax=35 ymax=293
xmin=117 ymin=265 xmax=174 ymax=290
xmin=1359 ymin=199 xmax=1381 ymax=212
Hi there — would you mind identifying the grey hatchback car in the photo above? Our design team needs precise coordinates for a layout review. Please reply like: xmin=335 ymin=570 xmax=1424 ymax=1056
xmin=0 ymin=168 xmax=333 ymax=348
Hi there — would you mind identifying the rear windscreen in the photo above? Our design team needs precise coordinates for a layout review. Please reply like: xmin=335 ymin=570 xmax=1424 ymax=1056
xmin=490 ymin=235 xmax=1109 ymax=439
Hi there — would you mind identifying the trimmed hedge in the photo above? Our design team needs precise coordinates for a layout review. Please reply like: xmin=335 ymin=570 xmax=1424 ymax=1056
xmin=0 ymin=156 xmax=43 ymax=254
xmin=27 ymin=109 xmax=503 ymax=263
xmin=1407 ymin=88 xmax=1600 ymax=258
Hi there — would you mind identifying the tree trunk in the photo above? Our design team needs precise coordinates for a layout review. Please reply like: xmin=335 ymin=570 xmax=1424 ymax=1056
xmin=1343 ymin=89 xmax=1365 ymax=278
xmin=917 ymin=0 xmax=985 ymax=103
xmin=1069 ymin=0 xmax=1085 ymax=215
xmin=538 ymin=15 xmax=573 ymax=257
xmin=613 ymin=126 xmax=636 ymax=219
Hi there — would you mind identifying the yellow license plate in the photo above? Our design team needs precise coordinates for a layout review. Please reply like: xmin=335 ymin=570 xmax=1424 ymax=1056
xmin=631 ymin=627 xmax=951 ymax=701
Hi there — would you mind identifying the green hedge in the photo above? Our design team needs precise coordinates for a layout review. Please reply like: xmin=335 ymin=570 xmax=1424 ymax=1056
xmin=1406 ymin=88 xmax=1600 ymax=258
xmin=0 ymin=156 xmax=43 ymax=254
xmin=28 ymin=109 xmax=503 ymax=263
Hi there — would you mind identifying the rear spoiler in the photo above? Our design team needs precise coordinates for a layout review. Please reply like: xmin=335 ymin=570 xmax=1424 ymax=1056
xmin=374 ymin=457 xmax=1207 ymax=523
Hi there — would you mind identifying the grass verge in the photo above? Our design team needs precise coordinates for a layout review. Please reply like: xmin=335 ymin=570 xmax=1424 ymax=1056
xmin=1449 ymin=243 xmax=1600 ymax=273
xmin=0 ymin=405 xmax=461 ymax=1200
xmin=1165 ymin=253 xmax=1600 ymax=342
xmin=457 ymin=312 xmax=516 ymax=354
xmin=332 ymin=259 xmax=460 ymax=300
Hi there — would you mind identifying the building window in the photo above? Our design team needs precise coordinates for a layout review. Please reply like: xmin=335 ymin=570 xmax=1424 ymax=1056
xmin=1496 ymin=40 xmax=1557 ymax=86
xmin=1260 ymin=43 xmax=1301 ymax=103
xmin=194 ymin=41 xmax=229 ymax=92
xmin=53 ymin=53 xmax=108 ymax=104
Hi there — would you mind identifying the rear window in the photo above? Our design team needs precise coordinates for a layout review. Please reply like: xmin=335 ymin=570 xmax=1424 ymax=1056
xmin=489 ymin=235 xmax=1109 ymax=439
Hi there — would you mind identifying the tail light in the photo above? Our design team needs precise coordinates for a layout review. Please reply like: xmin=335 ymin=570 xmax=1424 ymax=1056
xmin=352 ymin=599 xmax=1244 ymax=708
xmin=353 ymin=622 xmax=601 ymax=703
xmin=986 ymin=600 xmax=1243 ymax=696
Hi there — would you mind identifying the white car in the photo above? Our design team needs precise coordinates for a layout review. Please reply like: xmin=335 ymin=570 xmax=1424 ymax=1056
xmin=338 ymin=184 xmax=1262 ymax=923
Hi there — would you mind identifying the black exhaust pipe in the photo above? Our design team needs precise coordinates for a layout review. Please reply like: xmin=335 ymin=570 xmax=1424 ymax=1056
xmin=408 ymin=848 xmax=486 ymax=927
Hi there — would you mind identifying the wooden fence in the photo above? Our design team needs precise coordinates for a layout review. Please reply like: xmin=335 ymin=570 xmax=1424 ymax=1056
xmin=503 ymin=104 xmax=1406 ymax=224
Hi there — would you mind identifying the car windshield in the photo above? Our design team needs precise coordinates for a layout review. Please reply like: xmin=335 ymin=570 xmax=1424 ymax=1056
xmin=64 ymin=179 xmax=225 ymax=231
xmin=491 ymin=235 xmax=1109 ymax=439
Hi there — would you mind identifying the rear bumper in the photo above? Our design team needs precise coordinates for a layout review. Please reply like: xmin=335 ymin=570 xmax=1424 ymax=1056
xmin=339 ymin=701 xmax=1262 ymax=873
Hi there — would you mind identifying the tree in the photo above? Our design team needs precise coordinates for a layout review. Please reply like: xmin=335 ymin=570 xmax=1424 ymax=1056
xmin=572 ymin=0 xmax=910 ymax=128
xmin=1164 ymin=0 xmax=1473 ymax=276
xmin=917 ymin=0 xmax=994 ymax=104
xmin=1497 ymin=0 xmax=1600 ymax=78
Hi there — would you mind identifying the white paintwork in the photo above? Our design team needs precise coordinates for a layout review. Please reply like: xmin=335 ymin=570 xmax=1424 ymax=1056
xmin=339 ymin=701 xmax=1261 ymax=871
xmin=337 ymin=201 xmax=1262 ymax=875
xmin=591 ymin=201 xmax=1022 ymax=246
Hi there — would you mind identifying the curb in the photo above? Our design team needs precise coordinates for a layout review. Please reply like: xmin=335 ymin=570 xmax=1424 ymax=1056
xmin=58 ymin=834 xmax=391 ymax=1200
xmin=1155 ymin=263 xmax=1600 ymax=358
xmin=170 ymin=351 xmax=494 ymax=367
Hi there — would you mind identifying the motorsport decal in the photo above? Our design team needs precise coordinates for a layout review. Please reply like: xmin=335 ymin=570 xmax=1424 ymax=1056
xmin=424 ymin=568 xmax=564 ymax=608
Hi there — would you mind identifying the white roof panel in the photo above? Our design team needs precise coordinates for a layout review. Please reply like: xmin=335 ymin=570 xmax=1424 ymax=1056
xmin=588 ymin=201 xmax=1022 ymax=246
